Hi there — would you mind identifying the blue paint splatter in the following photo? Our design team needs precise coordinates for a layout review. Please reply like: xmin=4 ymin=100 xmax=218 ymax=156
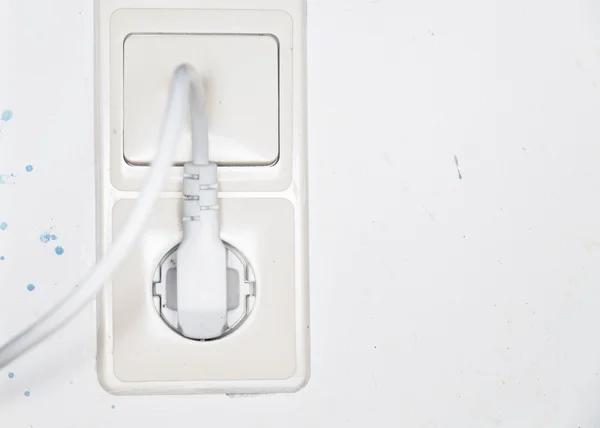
xmin=0 ymin=256 xmax=4 ymax=261
xmin=0 ymin=222 xmax=7 ymax=231
xmin=111 ymin=404 xmax=116 ymax=409
xmin=1 ymin=110 xmax=13 ymax=121
xmin=55 ymin=246 xmax=64 ymax=255
xmin=8 ymin=372 xmax=14 ymax=379
xmin=40 ymin=233 xmax=57 ymax=243
xmin=25 ymin=165 xmax=33 ymax=172
xmin=24 ymin=391 xmax=30 ymax=397
xmin=27 ymin=284 xmax=35 ymax=292
xmin=0 ymin=174 xmax=15 ymax=185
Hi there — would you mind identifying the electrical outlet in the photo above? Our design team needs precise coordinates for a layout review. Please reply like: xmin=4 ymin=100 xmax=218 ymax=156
xmin=95 ymin=0 xmax=308 ymax=395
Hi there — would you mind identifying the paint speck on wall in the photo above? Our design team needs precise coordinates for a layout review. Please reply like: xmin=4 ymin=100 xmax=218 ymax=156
xmin=1 ymin=110 xmax=13 ymax=121
xmin=453 ymin=155 xmax=463 ymax=180
xmin=0 ymin=256 xmax=4 ymax=261
xmin=8 ymin=372 xmax=14 ymax=379
xmin=0 ymin=174 xmax=15 ymax=185
xmin=0 ymin=222 xmax=7 ymax=231
xmin=24 ymin=391 xmax=30 ymax=397
xmin=40 ymin=233 xmax=57 ymax=243
xmin=27 ymin=284 xmax=35 ymax=292
xmin=111 ymin=404 xmax=116 ymax=409
xmin=25 ymin=165 xmax=33 ymax=172
xmin=55 ymin=246 xmax=64 ymax=255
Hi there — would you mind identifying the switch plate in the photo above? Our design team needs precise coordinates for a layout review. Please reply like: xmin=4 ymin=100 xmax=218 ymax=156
xmin=124 ymin=34 xmax=280 ymax=167
xmin=105 ymin=4 xmax=300 ymax=193
xmin=95 ymin=0 xmax=308 ymax=395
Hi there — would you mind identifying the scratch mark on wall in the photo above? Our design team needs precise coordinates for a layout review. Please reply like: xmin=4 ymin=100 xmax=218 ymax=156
xmin=382 ymin=153 xmax=393 ymax=169
xmin=454 ymin=155 xmax=463 ymax=180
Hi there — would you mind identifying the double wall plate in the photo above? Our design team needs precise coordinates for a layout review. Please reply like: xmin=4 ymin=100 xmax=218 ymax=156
xmin=95 ymin=0 xmax=309 ymax=395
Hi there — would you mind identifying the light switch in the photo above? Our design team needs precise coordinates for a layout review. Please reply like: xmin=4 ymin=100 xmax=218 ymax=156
xmin=123 ymin=34 xmax=279 ymax=166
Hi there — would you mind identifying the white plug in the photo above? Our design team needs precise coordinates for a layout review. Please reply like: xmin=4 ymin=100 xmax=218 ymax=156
xmin=177 ymin=162 xmax=228 ymax=340
xmin=177 ymin=209 xmax=227 ymax=339
xmin=174 ymin=64 xmax=228 ymax=340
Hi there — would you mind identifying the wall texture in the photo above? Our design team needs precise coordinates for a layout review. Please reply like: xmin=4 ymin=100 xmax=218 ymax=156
xmin=2 ymin=0 xmax=600 ymax=426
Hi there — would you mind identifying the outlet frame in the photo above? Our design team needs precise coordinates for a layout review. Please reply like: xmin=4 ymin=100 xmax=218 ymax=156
xmin=95 ymin=0 xmax=309 ymax=395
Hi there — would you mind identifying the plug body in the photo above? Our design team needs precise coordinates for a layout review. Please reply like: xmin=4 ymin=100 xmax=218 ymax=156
xmin=176 ymin=213 xmax=227 ymax=339
xmin=176 ymin=162 xmax=227 ymax=340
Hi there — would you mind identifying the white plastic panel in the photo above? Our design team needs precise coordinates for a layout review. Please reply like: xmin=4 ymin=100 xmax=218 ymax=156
xmin=124 ymin=34 xmax=280 ymax=167
xmin=106 ymin=6 xmax=299 ymax=192
xmin=103 ymin=198 xmax=303 ymax=387
xmin=95 ymin=0 xmax=308 ymax=395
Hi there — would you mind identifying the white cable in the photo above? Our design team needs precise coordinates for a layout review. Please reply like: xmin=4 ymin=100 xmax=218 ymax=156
xmin=0 ymin=64 xmax=207 ymax=369
xmin=186 ymin=65 xmax=209 ymax=165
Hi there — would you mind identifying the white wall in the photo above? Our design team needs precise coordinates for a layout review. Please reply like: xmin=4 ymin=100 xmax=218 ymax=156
xmin=2 ymin=0 xmax=600 ymax=426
